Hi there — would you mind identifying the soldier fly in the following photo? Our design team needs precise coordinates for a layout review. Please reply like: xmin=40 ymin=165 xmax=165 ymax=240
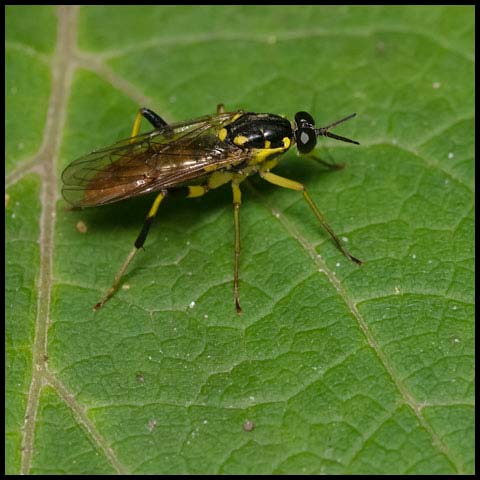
xmin=62 ymin=104 xmax=361 ymax=313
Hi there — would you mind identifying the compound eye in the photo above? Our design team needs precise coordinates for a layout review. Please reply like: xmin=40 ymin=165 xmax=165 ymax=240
xmin=296 ymin=127 xmax=317 ymax=153
xmin=295 ymin=111 xmax=315 ymax=128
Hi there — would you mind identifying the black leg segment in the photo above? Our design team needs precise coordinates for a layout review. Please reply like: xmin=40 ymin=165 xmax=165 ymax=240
xmin=140 ymin=108 xmax=169 ymax=129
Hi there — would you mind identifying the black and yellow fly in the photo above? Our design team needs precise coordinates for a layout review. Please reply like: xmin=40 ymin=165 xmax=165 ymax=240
xmin=62 ymin=104 xmax=362 ymax=313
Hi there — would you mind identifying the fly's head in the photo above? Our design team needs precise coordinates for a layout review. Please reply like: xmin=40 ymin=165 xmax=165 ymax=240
xmin=293 ymin=111 xmax=359 ymax=154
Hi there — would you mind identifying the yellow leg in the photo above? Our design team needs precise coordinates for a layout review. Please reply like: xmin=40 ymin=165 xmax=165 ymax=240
xmin=186 ymin=185 xmax=209 ymax=198
xmin=184 ymin=178 xmax=247 ymax=313
xmin=232 ymin=180 xmax=243 ymax=313
xmin=94 ymin=190 xmax=167 ymax=311
xmin=130 ymin=110 xmax=144 ymax=143
xmin=259 ymin=171 xmax=362 ymax=265
xmin=182 ymin=176 xmax=245 ymax=313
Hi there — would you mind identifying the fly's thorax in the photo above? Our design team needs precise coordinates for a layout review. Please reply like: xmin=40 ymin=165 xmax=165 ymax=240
xmin=219 ymin=113 xmax=293 ymax=149
xmin=218 ymin=112 xmax=293 ymax=166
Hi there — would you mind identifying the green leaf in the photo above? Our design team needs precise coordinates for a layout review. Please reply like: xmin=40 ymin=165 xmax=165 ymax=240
xmin=6 ymin=5 xmax=474 ymax=475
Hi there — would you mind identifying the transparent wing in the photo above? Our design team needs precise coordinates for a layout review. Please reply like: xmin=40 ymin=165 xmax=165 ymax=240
xmin=62 ymin=111 xmax=245 ymax=207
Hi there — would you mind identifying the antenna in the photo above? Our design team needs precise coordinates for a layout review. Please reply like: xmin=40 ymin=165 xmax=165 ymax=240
xmin=316 ymin=113 xmax=359 ymax=145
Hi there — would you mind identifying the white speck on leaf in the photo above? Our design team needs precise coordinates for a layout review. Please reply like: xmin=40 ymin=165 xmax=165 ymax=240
xmin=267 ymin=34 xmax=277 ymax=44
xmin=432 ymin=81 xmax=441 ymax=89
xmin=189 ymin=301 xmax=196 ymax=309
xmin=448 ymin=152 xmax=454 ymax=159
xmin=394 ymin=286 xmax=401 ymax=295
xmin=147 ymin=419 xmax=157 ymax=431
xmin=243 ymin=420 xmax=255 ymax=432
xmin=76 ymin=220 xmax=87 ymax=234
xmin=412 ymin=254 xmax=416 ymax=260
xmin=342 ymin=236 xmax=349 ymax=243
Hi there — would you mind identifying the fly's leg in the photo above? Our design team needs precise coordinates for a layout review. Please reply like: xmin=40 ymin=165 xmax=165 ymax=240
xmin=131 ymin=108 xmax=168 ymax=137
xmin=178 ymin=172 xmax=243 ymax=313
xmin=94 ymin=108 xmax=171 ymax=310
xmin=93 ymin=190 xmax=168 ymax=311
xmin=184 ymin=185 xmax=209 ymax=198
xmin=306 ymin=153 xmax=345 ymax=171
xmin=231 ymin=180 xmax=243 ymax=313
xmin=171 ymin=179 xmax=219 ymax=199
xmin=259 ymin=171 xmax=362 ymax=265
xmin=139 ymin=108 xmax=168 ymax=129
xmin=96 ymin=171 xmax=233 ymax=312
xmin=130 ymin=108 xmax=171 ymax=144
